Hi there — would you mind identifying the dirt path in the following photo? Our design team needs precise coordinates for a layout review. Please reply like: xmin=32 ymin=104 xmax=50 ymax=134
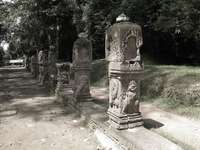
xmin=0 ymin=67 xmax=98 ymax=150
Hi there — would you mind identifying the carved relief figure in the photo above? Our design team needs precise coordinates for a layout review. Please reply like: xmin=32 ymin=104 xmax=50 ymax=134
xmin=109 ymin=78 xmax=120 ymax=108
xmin=121 ymin=80 xmax=139 ymax=114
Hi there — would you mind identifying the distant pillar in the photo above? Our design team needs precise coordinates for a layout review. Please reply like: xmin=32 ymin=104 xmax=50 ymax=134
xmin=48 ymin=49 xmax=57 ymax=92
xmin=106 ymin=14 xmax=144 ymax=130
xmin=72 ymin=33 xmax=92 ymax=102
xmin=30 ymin=54 xmax=37 ymax=78
xmin=38 ymin=50 xmax=48 ymax=85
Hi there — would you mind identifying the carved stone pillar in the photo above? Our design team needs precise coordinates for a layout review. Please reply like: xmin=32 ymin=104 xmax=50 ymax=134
xmin=106 ymin=14 xmax=144 ymax=130
xmin=72 ymin=33 xmax=92 ymax=102
xmin=55 ymin=63 xmax=71 ymax=95
xmin=38 ymin=50 xmax=48 ymax=85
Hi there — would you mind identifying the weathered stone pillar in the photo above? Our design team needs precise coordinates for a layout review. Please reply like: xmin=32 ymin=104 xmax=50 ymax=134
xmin=38 ymin=50 xmax=48 ymax=85
xmin=106 ymin=14 xmax=144 ymax=130
xmin=72 ymin=33 xmax=92 ymax=102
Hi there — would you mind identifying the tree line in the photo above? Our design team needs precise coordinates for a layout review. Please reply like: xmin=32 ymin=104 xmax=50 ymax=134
xmin=0 ymin=0 xmax=200 ymax=64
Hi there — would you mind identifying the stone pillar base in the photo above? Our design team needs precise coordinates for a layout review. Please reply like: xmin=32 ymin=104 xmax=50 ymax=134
xmin=108 ymin=110 xmax=143 ymax=130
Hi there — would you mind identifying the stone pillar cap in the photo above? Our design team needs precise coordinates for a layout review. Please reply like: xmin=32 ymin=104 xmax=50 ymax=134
xmin=116 ymin=13 xmax=130 ymax=22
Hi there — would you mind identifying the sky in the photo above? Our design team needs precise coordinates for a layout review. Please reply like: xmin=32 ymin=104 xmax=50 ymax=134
xmin=2 ymin=0 xmax=14 ymax=4
xmin=0 ymin=40 xmax=9 ymax=52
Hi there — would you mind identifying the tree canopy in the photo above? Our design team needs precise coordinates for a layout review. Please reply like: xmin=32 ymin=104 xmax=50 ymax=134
xmin=0 ymin=0 xmax=200 ymax=64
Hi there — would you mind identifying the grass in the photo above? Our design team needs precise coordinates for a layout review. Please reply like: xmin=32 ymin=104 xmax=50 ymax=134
xmin=91 ymin=59 xmax=200 ymax=119
xmin=141 ymin=65 xmax=200 ymax=119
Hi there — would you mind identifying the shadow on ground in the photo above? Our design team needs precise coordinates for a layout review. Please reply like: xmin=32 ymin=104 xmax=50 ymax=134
xmin=0 ymin=67 xmax=75 ymax=122
xmin=143 ymin=119 xmax=164 ymax=129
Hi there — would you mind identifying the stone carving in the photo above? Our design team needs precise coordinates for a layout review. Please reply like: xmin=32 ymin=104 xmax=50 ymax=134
xmin=106 ymin=14 xmax=144 ymax=130
xmin=56 ymin=63 xmax=71 ymax=89
xmin=109 ymin=78 xmax=122 ymax=109
xmin=55 ymin=63 xmax=73 ymax=103
xmin=121 ymin=80 xmax=139 ymax=114
xmin=109 ymin=79 xmax=140 ymax=114
xmin=106 ymin=14 xmax=143 ymax=63
xmin=72 ymin=33 xmax=92 ymax=102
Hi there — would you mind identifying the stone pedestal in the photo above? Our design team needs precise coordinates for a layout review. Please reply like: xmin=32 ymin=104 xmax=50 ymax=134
xmin=72 ymin=33 xmax=92 ymax=102
xmin=106 ymin=14 xmax=144 ymax=130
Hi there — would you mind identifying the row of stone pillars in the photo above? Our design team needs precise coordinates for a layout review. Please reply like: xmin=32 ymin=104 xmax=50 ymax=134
xmin=28 ymin=13 xmax=144 ymax=130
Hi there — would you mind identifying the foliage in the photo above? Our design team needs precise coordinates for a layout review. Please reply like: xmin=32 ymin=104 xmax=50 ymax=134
xmin=1 ymin=0 xmax=77 ymax=58
xmin=0 ymin=0 xmax=200 ymax=61
xmin=85 ymin=0 xmax=200 ymax=61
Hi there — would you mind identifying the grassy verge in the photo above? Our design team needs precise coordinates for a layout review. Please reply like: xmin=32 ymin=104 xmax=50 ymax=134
xmin=141 ymin=65 xmax=200 ymax=119
xmin=91 ymin=59 xmax=200 ymax=119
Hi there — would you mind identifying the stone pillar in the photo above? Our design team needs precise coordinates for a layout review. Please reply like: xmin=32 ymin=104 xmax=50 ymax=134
xmin=38 ymin=50 xmax=48 ymax=85
xmin=26 ymin=56 xmax=31 ymax=71
xmin=106 ymin=14 xmax=144 ymax=130
xmin=72 ymin=33 xmax=92 ymax=102
xmin=30 ymin=54 xmax=38 ymax=78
